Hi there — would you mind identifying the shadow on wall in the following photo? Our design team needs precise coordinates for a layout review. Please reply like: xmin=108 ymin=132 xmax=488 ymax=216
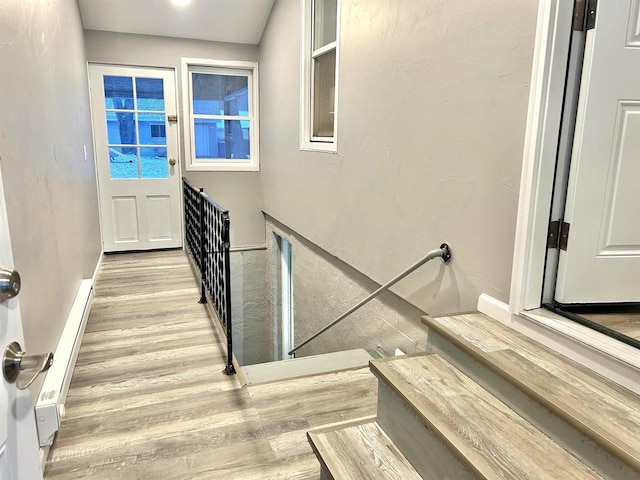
xmin=265 ymin=215 xmax=433 ymax=360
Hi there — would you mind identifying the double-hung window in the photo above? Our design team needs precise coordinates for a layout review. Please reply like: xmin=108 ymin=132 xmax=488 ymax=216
xmin=182 ymin=59 xmax=259 ymax=171
xmin=301 ymin=0 xmax=340 ymax=152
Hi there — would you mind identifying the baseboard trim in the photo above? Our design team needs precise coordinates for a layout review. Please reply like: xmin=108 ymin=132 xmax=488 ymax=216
xmin=91 ymin=251 xmax=104 ymax=284
xmin=36 ymin=279 xmax=94 ymax=449
xmin=478 ymin=294 xmax=640 ymax=395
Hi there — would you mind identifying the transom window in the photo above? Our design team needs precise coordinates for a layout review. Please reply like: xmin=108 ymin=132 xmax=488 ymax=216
xmin=182 ymin=59 xmax=259 ymax=171
xmin=301 ymin=0 xmax=340 ymax=152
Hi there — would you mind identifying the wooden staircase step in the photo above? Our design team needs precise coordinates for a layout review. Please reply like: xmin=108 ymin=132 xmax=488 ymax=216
xmin=370 ymin=353 xmax=603 ymax=480
xmin=423 ymin=313 xmax=640 ymax=475
xmin=307 ymin=418 xmax=422 ymax=480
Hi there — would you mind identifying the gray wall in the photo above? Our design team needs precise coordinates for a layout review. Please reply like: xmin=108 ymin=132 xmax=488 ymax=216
xmin=230 ymin=249 xmax=270 ymax=365
xmin=259 ymin=0 xmax=538 ymax=315
xmin=266 ymin=217 xmax=430 ymax=358
xmin=0 ymin=0 xmax=102 ymax=392
xmin=84 ymin=31 xmax=265 ymax=247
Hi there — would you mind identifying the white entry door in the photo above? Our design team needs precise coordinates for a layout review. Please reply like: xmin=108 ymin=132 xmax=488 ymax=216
xmin=0 ymin=167 xmax=43 ymax=479
xmin=555 ymin=0 xmax=640 ymax=304
xmin=89 ymin=65 xmax=182 ymax=252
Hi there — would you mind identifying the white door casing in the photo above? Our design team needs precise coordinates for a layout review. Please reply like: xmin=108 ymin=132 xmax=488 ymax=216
xmin=89 ymin=65 xmax=182 ymax=252
xmin=0 ymin=166 xmax=43 ymax=479
xmin=555 ymin=0 xmax=640 ymax=304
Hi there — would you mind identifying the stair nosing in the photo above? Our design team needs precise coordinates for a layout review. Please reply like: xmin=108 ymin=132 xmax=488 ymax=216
xmin=422 ymin=314 xmax=640 ymax=472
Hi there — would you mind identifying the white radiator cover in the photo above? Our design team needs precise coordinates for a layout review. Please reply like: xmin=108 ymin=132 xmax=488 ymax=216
xmin=36 ymin=279 xmax=94 ymax=448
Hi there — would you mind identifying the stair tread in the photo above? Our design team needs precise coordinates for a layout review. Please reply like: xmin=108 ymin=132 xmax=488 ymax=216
xmin=370 ymin=353 xmax=603 ymax=480
xmin=308 ymin=419 xmax=422 ymax=480
xmin=423 ymin=312 xmax=640 ymax=471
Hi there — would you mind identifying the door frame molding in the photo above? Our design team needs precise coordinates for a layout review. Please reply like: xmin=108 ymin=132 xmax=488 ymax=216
xmin=484 ymin=0 xmax=640 ymax=392
xmin=87 ymin=62 xmax=184 ymax=252
xmin=510 ymin=0 xmax=576 ymax=314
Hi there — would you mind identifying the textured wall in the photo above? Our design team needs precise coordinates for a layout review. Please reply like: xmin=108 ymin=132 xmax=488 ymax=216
xmin=266 ymin=217 xmax=430 ymax=358
xmin=84 ymin=31 xmax=265 ymax=247
xmin=0 ymin=0 xmax=102 ymax=394
xmin=230 ymin=249 xmax=270 ymax=365
xmin=259 ymin=0 xmax=538 ymax=315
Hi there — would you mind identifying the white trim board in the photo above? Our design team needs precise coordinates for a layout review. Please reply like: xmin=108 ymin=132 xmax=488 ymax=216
xmin=478 ymin=294 xmax=640 ymax=395
xmin=510 ymin=0 xmax=575 ymax=313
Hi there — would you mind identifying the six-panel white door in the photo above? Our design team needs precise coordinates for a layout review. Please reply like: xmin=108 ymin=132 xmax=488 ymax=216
xmin=555 ymin=0 xmax=640 ymax=304
xmin=89 ymin=65 xmax=182 ymax=252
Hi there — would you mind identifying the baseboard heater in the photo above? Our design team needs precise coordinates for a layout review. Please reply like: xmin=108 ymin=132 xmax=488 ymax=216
xmin=36 ymin=279 xmax=94 ymax=448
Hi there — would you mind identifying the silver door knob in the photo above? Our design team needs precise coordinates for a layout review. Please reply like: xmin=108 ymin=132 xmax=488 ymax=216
xmin=0 ymin=268 xmax=20 ymax=302
xmin=169 ymin=157 xmax=176 ymax=166
xmin=3 ymin=342 xmax=53 ymax=389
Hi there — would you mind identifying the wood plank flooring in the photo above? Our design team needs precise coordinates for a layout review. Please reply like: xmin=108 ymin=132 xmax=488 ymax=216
xmin=44 ymin=250 xmax=377 ymax=480
xmin=579 ymin=312 xmax=640 ymax=341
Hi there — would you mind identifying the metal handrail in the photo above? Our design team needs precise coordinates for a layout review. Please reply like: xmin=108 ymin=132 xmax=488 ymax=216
xmin=288 ymin=243 xmax=452 ymax=356
xmin=182 ymin=177 xmax=235 ymax=375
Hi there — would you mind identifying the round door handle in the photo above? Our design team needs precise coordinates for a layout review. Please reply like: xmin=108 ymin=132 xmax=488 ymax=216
xmin=169 ymin=158 xmax=176 ymax=166
xmin=3 ymin=341 xmax=53 ymax=390
xmin=0 ymin=268 xmax=20 ymax=302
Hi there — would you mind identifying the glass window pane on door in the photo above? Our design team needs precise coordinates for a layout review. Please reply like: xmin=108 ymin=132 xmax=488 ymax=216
xmin=103 ymin=76 xmax=134 ymax=110
xmin=109 ymin=147 xmax=139 ymax=179
xmin=135 ymin=77 xmax=165 ymax=111
xmin=140 ymin=147 xmax=168 ymax=179
xmin=192 ymin=73 xmax=248 ymax=116
xmin=313 ymin=49 xmax=336 ymax=137
xmin=194 ymin=119 xmax=250 ymax=159
xmin=104 ymin=74 xmax=171 ymax=180
xmin=106 ymin=110 xmax=137 ymax=145
xmin=137 ymin=113 xmax=166 ymax=145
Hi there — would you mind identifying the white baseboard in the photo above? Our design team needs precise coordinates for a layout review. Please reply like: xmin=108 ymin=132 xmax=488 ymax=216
xmin=91 ymin=251 xmax=104 ymax=284
xmin=36 ymin=278 xmax=94 ymax=450
xmin=478 ymin=293 xmax=640 ymax=395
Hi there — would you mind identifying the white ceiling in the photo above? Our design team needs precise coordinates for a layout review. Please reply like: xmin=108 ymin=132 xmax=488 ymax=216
xmin=77 ymin=0 xmax=276 ymax=45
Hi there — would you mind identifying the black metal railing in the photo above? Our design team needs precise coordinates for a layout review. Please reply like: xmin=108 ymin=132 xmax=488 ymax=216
xmin=183 ymin=177 xmax=235 ymax=375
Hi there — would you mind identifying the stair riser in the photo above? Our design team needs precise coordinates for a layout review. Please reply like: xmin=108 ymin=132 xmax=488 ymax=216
xmin=426 ymin=329 xmax=640 ymax=480
xmin=376 ymin=382 xmax=476 ymax=480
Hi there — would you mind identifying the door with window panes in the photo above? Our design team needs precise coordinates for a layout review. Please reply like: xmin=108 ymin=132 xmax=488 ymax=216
xmin=89 ymin=65 xmax=182 ymax=252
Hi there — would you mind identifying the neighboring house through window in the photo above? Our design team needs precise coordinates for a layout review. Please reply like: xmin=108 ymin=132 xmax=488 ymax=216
xmin=181 ymin=58 xmax=259 ymax=171
xmin=301 ymin=0 xmax=340 ymax=152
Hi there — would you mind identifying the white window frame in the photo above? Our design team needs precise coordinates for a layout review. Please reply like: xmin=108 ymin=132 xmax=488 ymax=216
xmin=300 ymin=0 xmax=340 ymax=153
xmin=181 ymin=58 xmax=260 ymax=171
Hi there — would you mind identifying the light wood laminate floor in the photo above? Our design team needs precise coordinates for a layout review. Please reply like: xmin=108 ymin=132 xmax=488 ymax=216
xmin=44 ymin=250 xmax=377 ymax=480
xmin=579 ymin=312 xmax=640 ymax=341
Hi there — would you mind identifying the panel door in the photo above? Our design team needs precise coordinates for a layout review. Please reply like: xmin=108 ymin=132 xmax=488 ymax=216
xmin=0 ymin=166 xmax=43 ymax=479
xmin=555 ymin=1 xmax=640 ymax=303
xmin=89 ymin=65 xmax=182 ymax=252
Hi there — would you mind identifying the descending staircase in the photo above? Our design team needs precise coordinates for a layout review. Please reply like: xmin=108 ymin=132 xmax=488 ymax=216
xmin=307 ymin=313 xmax=640 ymax=479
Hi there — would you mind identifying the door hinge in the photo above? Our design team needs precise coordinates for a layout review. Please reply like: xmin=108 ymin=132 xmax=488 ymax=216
xmin=559 ymin=221 xmax=570 ymax=251
xmin=586 ymin=0 xmax=597 ymax=30
xmin=547 ymin=220 xmax=561 ymax=248
xmin=573 ymin=0 xmax=598 ymax=32
xmin=547 ymin=221 xmax=570 ymax=250
xmin=573 ymin=0 xmax=597 ymax=31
